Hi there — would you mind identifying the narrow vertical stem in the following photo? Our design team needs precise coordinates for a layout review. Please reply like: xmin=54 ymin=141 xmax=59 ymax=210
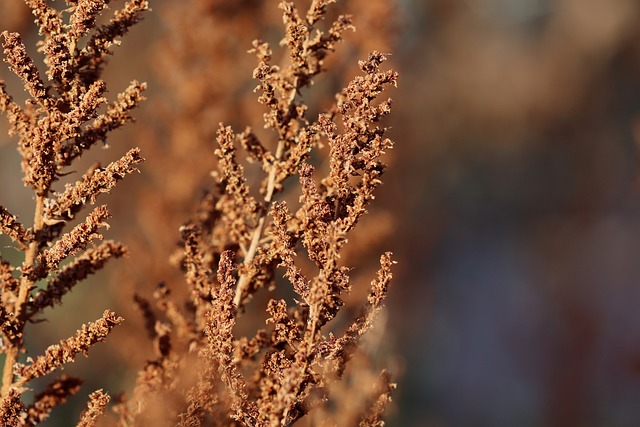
xmin=233 ymin=140 xmax=285 ymax=307
xmin=232 ymin=73 xmax=302 ymax=307
xmin=1 ymin=349 xmax=17 ymax=396
xmin=1 ymin=194 xmax=45 ymax=395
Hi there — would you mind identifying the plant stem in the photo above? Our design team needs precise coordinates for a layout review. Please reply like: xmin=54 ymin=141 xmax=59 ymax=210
xmin=233 ymin=139 xmax=285 ymax=307
xmin=1 ymin=194 xmax=45 ymax=396
xmin=233 ymin=70 xmax=303 ymax=308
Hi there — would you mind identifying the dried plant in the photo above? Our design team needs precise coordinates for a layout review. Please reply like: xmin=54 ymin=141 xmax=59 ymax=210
xmin=0 ymin=0 xmax=148 ymax=424
xmin=0 ymin=0 xmax=398 ymax=425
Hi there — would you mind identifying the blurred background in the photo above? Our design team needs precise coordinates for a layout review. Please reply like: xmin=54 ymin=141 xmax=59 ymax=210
xmin=3 ymin=0 xmax=640 ymax=426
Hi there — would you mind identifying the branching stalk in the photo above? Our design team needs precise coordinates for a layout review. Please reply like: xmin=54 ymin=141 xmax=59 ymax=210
xmin=234 ymin=139 xmax=286 ymax=306
xmin=2 ymin=194 xmax=44 ymax=396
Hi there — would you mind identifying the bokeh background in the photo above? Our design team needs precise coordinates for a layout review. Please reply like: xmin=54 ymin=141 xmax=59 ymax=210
xmin=3 ymin=0 xmax=640 ymax=426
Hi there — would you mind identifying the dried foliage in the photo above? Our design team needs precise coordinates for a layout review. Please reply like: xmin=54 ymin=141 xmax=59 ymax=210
xmin=0 ymin=0 xmax=148 ymax=424
xmin=0 ymin=0 xmax=398 ymax=425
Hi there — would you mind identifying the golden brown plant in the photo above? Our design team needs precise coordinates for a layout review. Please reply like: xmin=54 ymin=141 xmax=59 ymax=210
xmin=0 ymin=0 xmax=148 ymax=424
xmin=109 ymin=0 xmax=273 ymax=308
xmin=1 ymin=0 xmax=398 ymax=425
xmin=118 ymin=1 xmax=397 ymax=425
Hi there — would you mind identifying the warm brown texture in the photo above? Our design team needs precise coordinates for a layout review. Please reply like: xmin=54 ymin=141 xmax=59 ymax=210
xmin=77 ymin=389 xmax=110 ymax=427
xmin=14 ymin=310 xmax=124 ymax=385
xmin=118 ymin=1 xmax=397 ymax=424
xmin=0 ymin=0 xmax=397 ymax=425
xmin=25 ymin=375 xmax=82 ymax=425
xmin=0 ymin=0 xmax=148 ymax=424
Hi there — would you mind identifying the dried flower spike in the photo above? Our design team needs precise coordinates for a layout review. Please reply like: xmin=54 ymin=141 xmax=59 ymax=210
xmin=0 ymin=0 xmax=148 ymax=420
xmin=125 ymin=1 xmax=398 ymax=425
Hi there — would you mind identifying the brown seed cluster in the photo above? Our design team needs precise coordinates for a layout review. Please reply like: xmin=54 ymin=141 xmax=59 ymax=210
xmin=0 ymin=0 xmax=148 ymax=424
xmin=118 ymin=1 xmax=398 ymax=426
xmin=0 ymin=0 xmax=397 ymax=425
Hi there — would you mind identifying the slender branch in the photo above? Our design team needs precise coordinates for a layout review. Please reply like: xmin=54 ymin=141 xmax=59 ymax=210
xmin=233 ymin=70 xmax=300 ymax=307
xmin=233 ymin=139 xmax=285 ymax=307
xmin=2 ymin=194 xmax=45 ymax=396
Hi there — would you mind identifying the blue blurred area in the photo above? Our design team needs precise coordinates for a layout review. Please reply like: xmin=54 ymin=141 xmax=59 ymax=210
xmin=390 ymin=1 xmax=640 ymax=425
xmin=402 ymin=215 xmax=640 ymax=426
